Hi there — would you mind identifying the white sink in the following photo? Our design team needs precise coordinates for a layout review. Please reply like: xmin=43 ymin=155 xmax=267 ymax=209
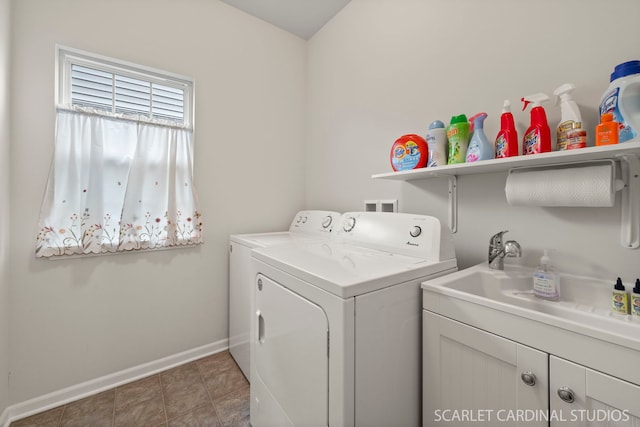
xmin=422 ymin=262 xmax=640 ymax=350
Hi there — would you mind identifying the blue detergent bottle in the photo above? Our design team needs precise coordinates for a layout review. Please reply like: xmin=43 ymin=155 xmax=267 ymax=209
xmin=465 ymin=112 xmax=494 ymax=162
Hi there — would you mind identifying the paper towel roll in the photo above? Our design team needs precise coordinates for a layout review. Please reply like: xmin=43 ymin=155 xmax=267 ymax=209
xmin=505 ymin=164 xmax=615 ymax=207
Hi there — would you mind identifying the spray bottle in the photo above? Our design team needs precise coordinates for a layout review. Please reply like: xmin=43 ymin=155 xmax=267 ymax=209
xmin=553 ymin=83 xmax=584 ymax=151
xmin=521 ymin=93 xmax=551 ymax=155
xmin=465 ymin=113 xmax=493 ymax=162
xmin=495 ymin=100 xmax=519 ymax=158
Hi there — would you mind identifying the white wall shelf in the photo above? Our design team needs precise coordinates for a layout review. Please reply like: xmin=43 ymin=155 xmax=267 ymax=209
xmin=371 ymin=140 xmax=640 ymax=181
xmin=372 ymin=140 xmax=640 ymax=248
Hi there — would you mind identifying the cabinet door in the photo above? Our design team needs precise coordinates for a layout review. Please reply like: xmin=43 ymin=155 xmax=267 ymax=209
xmin=423 ymin=311 xmax=548 ymax=427
xmin=550 ymin=356 xmax=640 ymax=426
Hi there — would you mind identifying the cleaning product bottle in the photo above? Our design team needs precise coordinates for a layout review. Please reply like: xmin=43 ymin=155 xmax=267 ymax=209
xmin=390 ymin=134 xmax=428 ymax=171
xmin=426 ymin=120 xmax=447 ymax=167
xmin=521 ymin=93 xmax=551 ymax=155
xmin=599 ymin=60 xmax=640 ymax=143
xmin=612 ymin=277 xmax=630 ymax=315
xmin=566 ymin=122 xmax=587 ymax=150
xmin=447 ymin=114 xmax=470 ymax=164
xmin=533 ymin=250 xmax=560 ymax=300
xmin=631 ymin=279 xmax=640 ymax=318
xmin=465 ymin=113 xmax=494 ymax=162
xmin=495 ymin=100 xmax=519 ymax=158
xmin=595 ymin=112 xmax=620 ymax=146
xmin=553 ymin=83 xmax=584 ymax=151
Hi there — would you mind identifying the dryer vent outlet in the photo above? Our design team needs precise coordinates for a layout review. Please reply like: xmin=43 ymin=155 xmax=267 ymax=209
xmin=363 ymin=199 xmax=398 ymax=212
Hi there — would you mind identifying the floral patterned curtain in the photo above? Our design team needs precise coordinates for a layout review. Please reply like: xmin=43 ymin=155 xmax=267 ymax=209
xmin=35 ymin=108 xmax=203 ymax=258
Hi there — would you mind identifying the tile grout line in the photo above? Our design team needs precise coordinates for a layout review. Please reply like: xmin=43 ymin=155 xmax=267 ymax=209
xmin=158 ymin=374 xmax=169 ymax=427
xmin=55 ymin=404 xmax=66 ymax=427
xmin=196 ymin=359 xmax=223 ymax=425
xmin=111 ymin=388 xmax=117 ymax=427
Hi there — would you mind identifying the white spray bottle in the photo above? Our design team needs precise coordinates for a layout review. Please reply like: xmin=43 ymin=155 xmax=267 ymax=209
xmin=553 ymin=83 xmax=584 ymax=150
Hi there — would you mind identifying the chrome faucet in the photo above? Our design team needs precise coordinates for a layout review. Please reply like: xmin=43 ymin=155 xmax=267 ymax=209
xmin=488 ymin=230 xmax=522 ymax=270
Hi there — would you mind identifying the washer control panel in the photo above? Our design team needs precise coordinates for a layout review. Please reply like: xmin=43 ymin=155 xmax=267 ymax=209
xmin=288 ymin=210 xmax=340 ymax=235
xmin=333 ymin=212 xmax=455 ymax=261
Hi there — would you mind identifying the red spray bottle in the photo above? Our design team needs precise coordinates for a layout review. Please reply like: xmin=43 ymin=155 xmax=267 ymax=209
xmin=495 ymin=100 xmax=519 ymax=158
xmin=521 ymin=93 xmax=551 ymax=155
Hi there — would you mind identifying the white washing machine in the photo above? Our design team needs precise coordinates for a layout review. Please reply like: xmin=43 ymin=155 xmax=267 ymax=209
xmin=250 ymin=212 xmax=458 ymax=427
xmin=229 ymin=210 xmax=341 ymax=379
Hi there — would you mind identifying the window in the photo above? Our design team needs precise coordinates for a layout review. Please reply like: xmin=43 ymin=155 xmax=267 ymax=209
xmin=35 ymin=47 xmax=203 ymax=258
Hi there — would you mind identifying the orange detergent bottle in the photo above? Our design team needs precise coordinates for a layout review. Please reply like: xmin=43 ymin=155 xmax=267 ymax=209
xmin=595 ymin=113 xmax=619 ymax=146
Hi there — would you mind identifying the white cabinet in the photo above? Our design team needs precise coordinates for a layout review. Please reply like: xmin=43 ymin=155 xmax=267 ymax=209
xmin=423 ymin=312 xmax=547 ymax=427
xmin=423 ymin=311 xmax=640 ymax=427
xmin=550 ymin=356 xmax=640 ymax=426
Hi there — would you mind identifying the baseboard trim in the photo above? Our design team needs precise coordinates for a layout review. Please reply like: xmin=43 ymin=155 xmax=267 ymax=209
xmin=2 ymin=339 xmax=228 ymax=427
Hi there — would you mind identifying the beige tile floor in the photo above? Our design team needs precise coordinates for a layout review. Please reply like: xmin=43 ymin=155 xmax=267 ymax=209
xmin=10 ymin=351 xmax=250 ymax=427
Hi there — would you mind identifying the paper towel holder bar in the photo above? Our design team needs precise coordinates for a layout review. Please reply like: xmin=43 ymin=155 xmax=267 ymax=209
xmin=507 ymin=159 xmax=625 ymax=195
xmin=618 ymin=153 xmax=639 ymax=249
xmin=507 ymin=156 xmax=638 ymax=249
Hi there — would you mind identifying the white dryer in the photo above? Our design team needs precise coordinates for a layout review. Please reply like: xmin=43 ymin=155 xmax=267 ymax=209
xmin=229 ymin=210 xmax=340 ymax=379
xmin=250 ymin=212 xmax=458 ymax=427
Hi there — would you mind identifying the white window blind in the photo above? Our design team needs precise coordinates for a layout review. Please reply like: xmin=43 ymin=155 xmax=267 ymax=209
xmin=58 ymin=46 xmax=193 ymax=127
xmin=70 ymin=64 xmax=186 ymax=122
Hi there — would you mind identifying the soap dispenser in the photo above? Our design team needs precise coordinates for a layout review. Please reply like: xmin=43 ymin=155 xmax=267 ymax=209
xmin=612 ymin=277 xmax=630 ymax=315
xmin=631 ymin=279 xmax=640 ymax=317
xmin=532 ymin=250 xmax=560 ymax=300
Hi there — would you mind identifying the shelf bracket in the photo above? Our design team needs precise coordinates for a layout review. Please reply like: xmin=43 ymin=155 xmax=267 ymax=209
xmin=448 ymin=176 xmax=457 ymax=234
xmin=619 ymin=153 xmax=639 ymax=249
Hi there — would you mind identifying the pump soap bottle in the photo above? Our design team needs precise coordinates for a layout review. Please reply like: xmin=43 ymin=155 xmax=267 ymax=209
xmin=465 ymin=113 xmax=494 ymax=162
xmin=532 ymin=250 xmax=559 ymax=300
xmin=521 ymin=93 xmax=551 ymax=155
xmin=631 ymin=279 xmax=640 ymax=318
xmin=612 ymin=277 xmax=630 ymax=315
xmin=495 ymin=100 xmax=519 ymax=158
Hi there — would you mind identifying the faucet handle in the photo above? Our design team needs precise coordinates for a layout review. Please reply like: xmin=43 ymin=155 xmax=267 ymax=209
xmin=490 ymin=230 xmax=509 ymax=246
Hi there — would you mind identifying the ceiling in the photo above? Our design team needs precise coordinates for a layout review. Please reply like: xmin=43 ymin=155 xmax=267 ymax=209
xmin=221 ymin=0 xmax=351 ymax=40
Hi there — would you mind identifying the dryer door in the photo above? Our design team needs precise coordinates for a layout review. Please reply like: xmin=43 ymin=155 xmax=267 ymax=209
xmin=252 ymin=274 xmax=329 ymax=427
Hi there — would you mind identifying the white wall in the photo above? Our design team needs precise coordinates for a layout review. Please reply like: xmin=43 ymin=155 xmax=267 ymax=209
xmin=307 ymin=0 xmax=640 ymax=279
xmin=0 ymin=0 xmax=11 ymax=418
xmin=9 ymin=0 xmax=306 ymax=403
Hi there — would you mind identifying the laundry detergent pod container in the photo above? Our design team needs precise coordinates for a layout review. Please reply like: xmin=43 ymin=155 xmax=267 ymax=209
xmin=599 ymin=60 xmax=640 ymax=142
xmin=390 ymin=134 xmax=428 ymax=171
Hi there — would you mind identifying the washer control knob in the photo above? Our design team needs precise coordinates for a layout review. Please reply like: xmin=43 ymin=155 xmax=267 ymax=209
xmin=343 ymin=216 xmax=356 ymax=232
xmin=322 ymin=216 xmax=333 ymax=229
xmin=302 ymin=215 xmax=308 ymax=223
xmin=296 ymin=215 xmax=302 ymax=223
xmin=410 ymin=226 xmax=422 ymax=238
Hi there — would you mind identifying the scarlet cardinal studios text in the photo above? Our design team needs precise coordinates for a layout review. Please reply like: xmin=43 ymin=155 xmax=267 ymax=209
xmin=433 ymin=409 xmax=630 ymax=423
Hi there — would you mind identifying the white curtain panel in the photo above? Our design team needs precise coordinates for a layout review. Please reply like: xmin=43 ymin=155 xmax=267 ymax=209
xmin=35 ymin=108 xmax=203 ymax=258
